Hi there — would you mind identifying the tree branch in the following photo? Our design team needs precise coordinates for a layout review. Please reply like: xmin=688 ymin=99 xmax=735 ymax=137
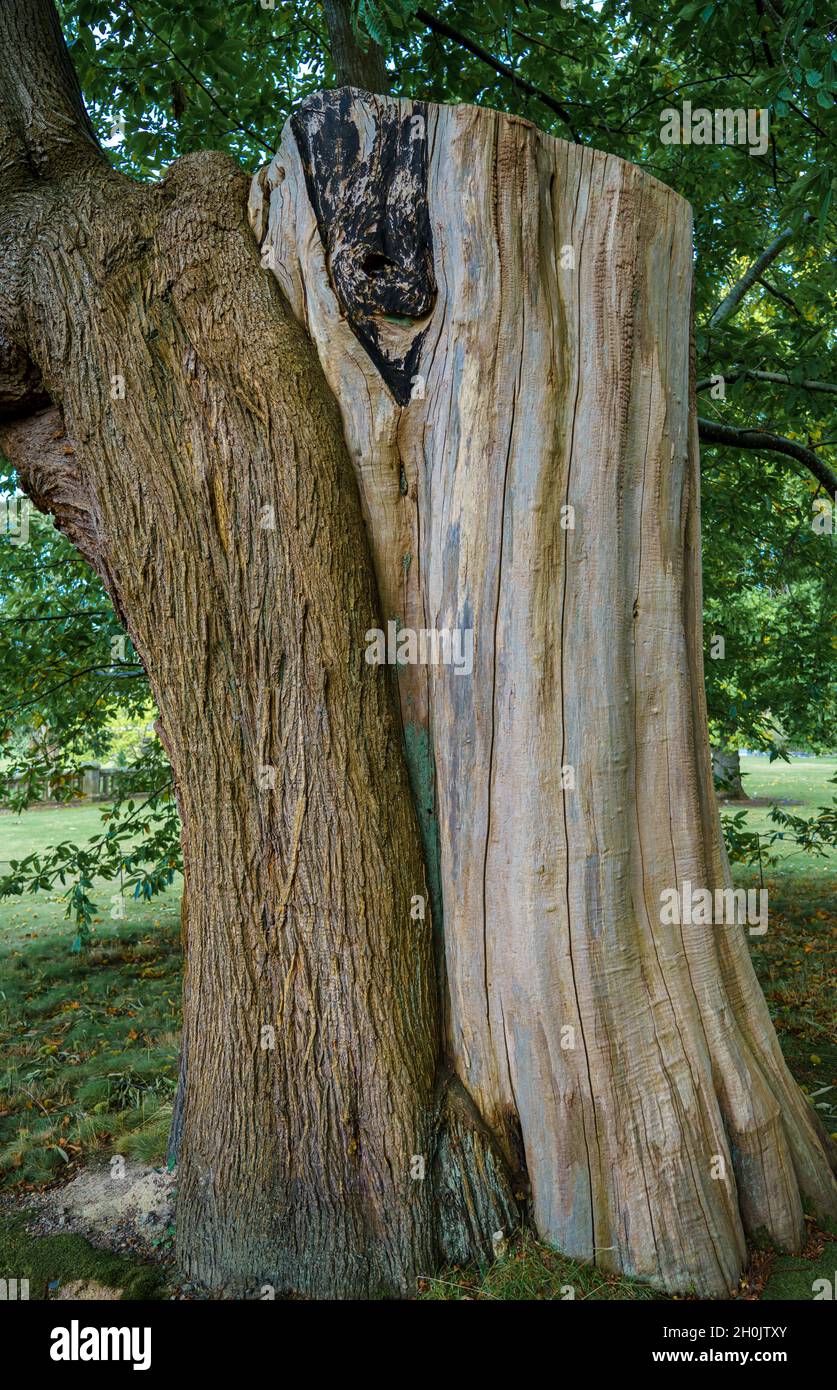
xmin=0 ymin=408 xmax=102 ymax=571
xmin=755 ymin=275 xmax=802 ymax=316
xmin=414 ymin=6 xmax=579 ymax=140
xmin=696 ymin=370 xmax=837 ymax=396
xmin=706 ymin=224 xmax=802 ymax=331
xmin=697 ymin=417 xmax=837 ymax=494
xmin=0 ymin=0 xmax=104 ymax=182
xmin=128 ymin=6 xmax=272 ymax=154
xmin=0 ymin=665 xmax=143 ymax=720
xmin=0 ymin=610 xmax=112 ymax=625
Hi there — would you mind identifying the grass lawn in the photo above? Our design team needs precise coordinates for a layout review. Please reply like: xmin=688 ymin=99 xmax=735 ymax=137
xmin=0 ymin=888 xmax=182 ymax=1186
xmin=726 ymin=753 xmax=837 ymax=875
xmin=0 ymin=799 xmax=160 ymax=897
xmin=0 ymin=761 xmax=835 ymax=1300
xmin=0 ymin=801 xmax=126 ymax=862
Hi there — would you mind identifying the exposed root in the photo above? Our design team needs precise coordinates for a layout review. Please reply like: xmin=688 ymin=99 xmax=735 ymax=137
xmin=432 ymin=1068 xmax=522 ymax=1265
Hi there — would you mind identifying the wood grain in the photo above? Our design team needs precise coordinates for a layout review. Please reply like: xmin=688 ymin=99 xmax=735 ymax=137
xmin=252 ymin=92 xmax=837 ymax=1294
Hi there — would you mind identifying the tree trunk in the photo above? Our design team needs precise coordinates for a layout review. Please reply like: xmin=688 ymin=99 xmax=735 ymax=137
xmin=712 ymin=745 xmax=748 ymax=800
xmin=251 ymin=90 xmax=837 ymax=1295
xmin=322 ymin=0 xmax=390 ymax=92
xmin=0 ymin=1 xmax=512 ymax=1298
xmin=2 ymin=3 xmax=835 ymax=1300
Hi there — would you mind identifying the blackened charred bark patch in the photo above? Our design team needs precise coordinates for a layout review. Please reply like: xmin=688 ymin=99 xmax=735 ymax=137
xmin=290 ymin=88 xmax=435 ymax=405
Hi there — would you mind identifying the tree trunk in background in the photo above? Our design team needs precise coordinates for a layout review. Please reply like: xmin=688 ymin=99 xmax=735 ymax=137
xmin=252 ymin=91 xmax=837 ymax=1296
xmin=322 ymin=0 xmax=390 ymax=92
xmin=712 ymin=745 xmax=748 ymax=800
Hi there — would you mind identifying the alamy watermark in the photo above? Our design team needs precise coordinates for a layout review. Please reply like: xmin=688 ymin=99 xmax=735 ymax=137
xmin=660 ymin=103 xmax=769 ymax=156
xmin=0 ymin=495 xmax=30 ymax=546
xmin=0 ymin=1277 xmax=28 ymax=1299
xmin=50 ymin=1320 xmax=151 ymax=1370
xmin=659 ymin=881 xmax=768 ymax=935
xmin=812 ymin=492 xmax=837 ymax=534
xmin=365 ymin=621 xmax=474 ymax=676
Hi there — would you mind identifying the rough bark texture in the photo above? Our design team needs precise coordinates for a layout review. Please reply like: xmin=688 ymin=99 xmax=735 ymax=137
xmin=0 ymin=0 xmax=515 ymax=1298
xmin=322 ymin=0 xmax=390 ymax=93
xmin=251 ymin=90 xmax=837 ymax=1296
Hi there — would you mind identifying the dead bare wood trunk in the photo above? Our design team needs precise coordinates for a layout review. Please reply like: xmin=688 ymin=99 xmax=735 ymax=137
xmin=251 ymin=90 xmax=837 ymax=1296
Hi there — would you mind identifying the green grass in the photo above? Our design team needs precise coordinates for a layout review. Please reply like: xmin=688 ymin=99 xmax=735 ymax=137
xmin=743 ymin=873 xmax=837 ymax=1109
xmin=761 ymin=1239 xmax=837 ymax=1299
xmin=0 ymin=762 xmax=834 ymax=1300
xmin=0 ymin=1208 xmax=165 ymax=1300
xmin=727 ymin=753 xmax=837 ymax=875
xmin=418 ymin=1228 xmax=837 ymax=1301
xmin=0 ymin=801 xmax=125 ymax=862
xmin=419 ymin=1231 xmax=662 ymax=1300
xmin=0 ymin=889 xmax=181 ymax=1187
xmin=0 ymin=799 xmax=174 ymax=901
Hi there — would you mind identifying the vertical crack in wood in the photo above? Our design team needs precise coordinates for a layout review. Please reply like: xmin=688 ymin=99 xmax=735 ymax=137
xmin=289 ymin=88 xmax=436 ymax=404
xmin=253 ymin=97 xmax=837 ymax=1293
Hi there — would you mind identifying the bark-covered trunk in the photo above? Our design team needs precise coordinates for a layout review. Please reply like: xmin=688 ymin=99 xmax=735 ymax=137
xmin=0 ymin=0 xmax=511 ymax=1298
xmin=712 ymin=745 xmax=748 ymax=800
xmin=2 ymin=1 xmax=835 ymax=1301
xmin=322 ymin=0 xmax=390 ymax=92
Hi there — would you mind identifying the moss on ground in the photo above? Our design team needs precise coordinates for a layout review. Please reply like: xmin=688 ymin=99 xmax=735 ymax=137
xmin=0 ymin=1209 xmax=165 ymax=1300
xmin=761 ymin=1238 xmax=837 ymax=1300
